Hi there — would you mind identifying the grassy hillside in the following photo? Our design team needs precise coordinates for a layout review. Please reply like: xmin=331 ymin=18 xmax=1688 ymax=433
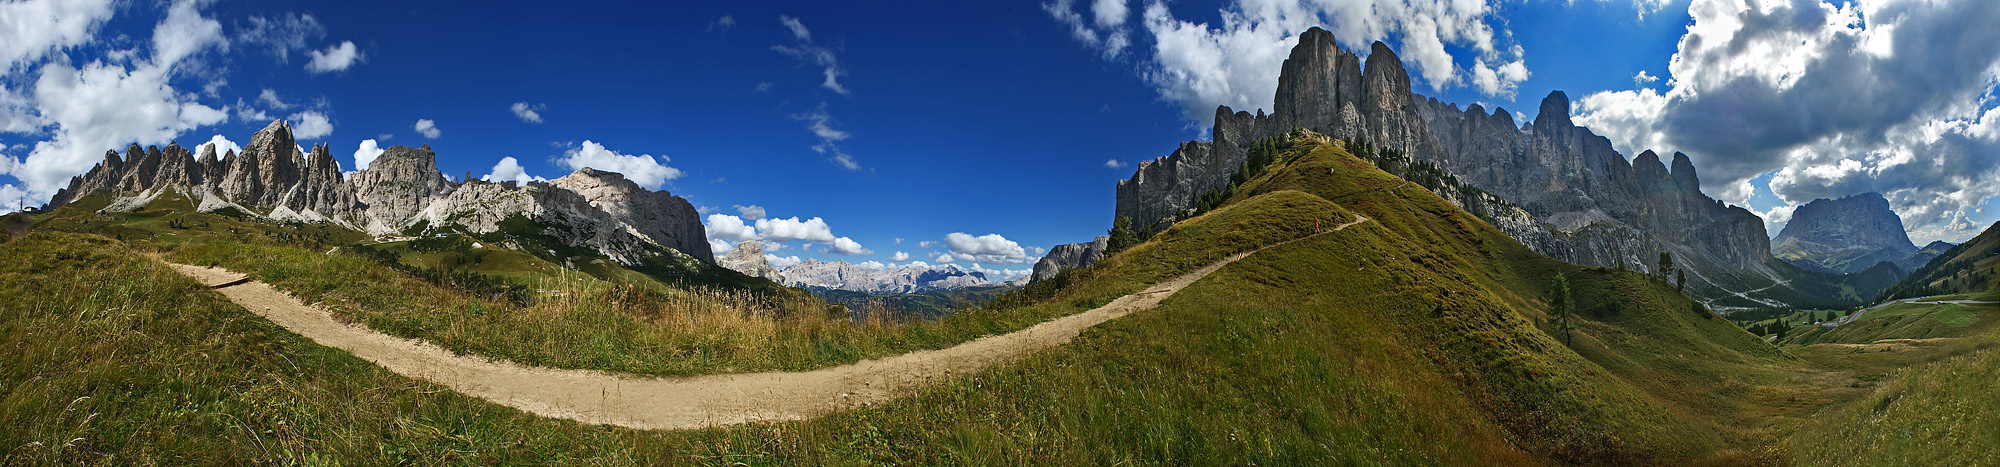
xmin=1875 ymin=221 xmax=2000 ymax=301
xmin=1786 ymin=289 xmax=2000 ymax=464
xmin=6 ymin=133 xmax=1982 ymax=463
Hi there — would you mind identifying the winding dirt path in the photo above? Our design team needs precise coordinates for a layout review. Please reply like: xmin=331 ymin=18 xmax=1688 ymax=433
xmin=166 ymin=214 xmax=1370 ymax=430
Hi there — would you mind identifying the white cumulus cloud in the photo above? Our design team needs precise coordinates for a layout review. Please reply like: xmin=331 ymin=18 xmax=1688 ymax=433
xmin=705 ymin=213 xmax=760 ymax=243
xmin=197 ymin=134 xmax=240 ymax=159
xmin=734 ymin=204 xmax=766 ymax=220
xmin=481 ymin=156 xmax=544 ymax=185
xmin=352 ymin=138 xmax=384 ymax=170
xmin=889 ymin=251 xmax=910 ymax=261
xmin=510 ymin=102 xmax=544 ymax=123
xmin=555 ymin=140 xmax=683 ymax=190
xmin=826 ymin=236 xmax=872 ymax=255
xmin=414 ymin=118 xmax=440 ymax=139
xmin=943 ymin=232 xmax=1032 ymax=264
xmin=288 ymin=110 xmax=332 ymax=139
xmin=305 ymin=40 xmax=361 ymax=73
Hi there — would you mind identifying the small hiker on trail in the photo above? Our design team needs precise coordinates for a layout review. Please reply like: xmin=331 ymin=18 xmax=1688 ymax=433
xmin=1315 ymin=217 xmax=1321 ymax=233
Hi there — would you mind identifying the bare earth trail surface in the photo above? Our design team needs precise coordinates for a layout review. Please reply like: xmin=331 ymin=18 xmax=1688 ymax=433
xmin=167 ymin=214 xmax=1370 ymax=430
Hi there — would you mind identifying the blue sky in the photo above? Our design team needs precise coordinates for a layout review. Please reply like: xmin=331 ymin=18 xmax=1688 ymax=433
xmin=4 ymin=0 xmax=1998 ymax=276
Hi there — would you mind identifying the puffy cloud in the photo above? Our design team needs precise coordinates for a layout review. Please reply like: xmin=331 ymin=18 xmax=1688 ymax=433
xmin=1104 ymin=158 xmax=1129 ymax=169
xmin=756 ymin=216 xmax=837 ymax=243
xmin=234 ymin=13 xmax=324 ymax=63
xmin=935 ymin=253 xmax=956 ymax=263
xmin=305 ymin=40 xmax=361 ymax=72
xmin=352 ymin=138 xmax=384 ymax=170
xmin=710 ymin=15 xmax=735 ymax=34
xmin=414 ymin=118 xmax=440 ymax=139
xmin=1050 ymin=0 xmax=1527 ymax=127
xmin=943 ymin=232 xmax=1032 ymax=264
xmin=287 ymin=110 xmax=332 ymax=139
xmin=0 ymin=0 xmax=116 ymax=69
xmin=794 ymin=103 xmax=862 ymax=171
xmin=856 ymin=260 xmax=886 ymax=270
xmin=705 ymin=213 xmax=760 ymax=243
xmin=773 ymin=15 xmax=849 ymax=95
xmin=197 ymin=134 xmax=239 ymax=158
xmin=481 ymin=156 xmax=544 ymax=185
xmin=734 ymin=204 xmax=766 ymax=220
xmin=1573 ymin=0 xmax=2000 ymax=243
xmin=917 ymin=240 xmax=938 ymax=249
xmin=510 ymin=102 xmax=544 ymax=123
xmin=151 ymin=0 xmax=228 ymax=70
xmin=11 ymin=44 xmax=228 ymax=198
xmin=825 ymin=236 xmax=873 ymax=255
xmin=708 ymin=238 xmax=732 ymax=254
xmin=765 ymin=254 xmax=804 ymax=269
xmin=555 ymin=140 xmax=683 ymax=190
xmin=889 ymin=251 xmax=910 ymax=261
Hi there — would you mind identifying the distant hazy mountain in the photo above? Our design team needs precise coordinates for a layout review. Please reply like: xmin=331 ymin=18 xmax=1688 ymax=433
xmin=780 ymin=259 xmax=1011 ymax=294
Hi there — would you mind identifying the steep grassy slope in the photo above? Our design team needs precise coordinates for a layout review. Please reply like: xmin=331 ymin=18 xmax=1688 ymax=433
xmin=1875 ymin=221 xmax=2000 ymax=300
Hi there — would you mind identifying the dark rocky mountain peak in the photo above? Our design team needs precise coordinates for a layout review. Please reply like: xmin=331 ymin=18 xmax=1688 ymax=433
xmin=1772 ymin=192 xmax=1921 ymax=274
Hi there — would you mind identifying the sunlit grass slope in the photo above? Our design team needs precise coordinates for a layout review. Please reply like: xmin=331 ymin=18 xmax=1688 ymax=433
xmin=2 ymin=134 xmax=1861 ymax=464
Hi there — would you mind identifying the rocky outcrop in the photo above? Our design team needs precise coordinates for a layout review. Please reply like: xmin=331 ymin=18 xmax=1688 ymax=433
xmin=352 ymin=144 xmax=455 ymax=233
xmin=547 ymin=168 xmax=711 ymax=263
xmin=1030 ymin=235 xmax=1109 ymax=283
xmin=42 ymin=119 xmax=717 ymax=267
xmin=1116 ymin=29 xmax=1440 ymax=231
xmin=780 ymin=259 xmax=1004 ymax=294
xmin=718 ymin=240 xmax=785 ymax=282
xmin=1772 ymin=192 xmax=1920 ymax=273
xmin=414 ymin=175 xmax=710 ymax=266
xmin=217 ymin=120 xmax=307 ymax=209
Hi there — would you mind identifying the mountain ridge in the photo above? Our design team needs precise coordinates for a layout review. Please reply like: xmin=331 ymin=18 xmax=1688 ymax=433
xmin=1094 ymin=26 xmax=1851 ymax=309
xmin=42 ymin=119 xmax=712 ymax=266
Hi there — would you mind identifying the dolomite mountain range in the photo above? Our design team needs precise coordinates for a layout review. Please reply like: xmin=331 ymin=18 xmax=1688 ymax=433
xmin=1039 ymin=26 xmax=1907 ymax=309
xmin=47 ymin=120 xmax=712 ymax=267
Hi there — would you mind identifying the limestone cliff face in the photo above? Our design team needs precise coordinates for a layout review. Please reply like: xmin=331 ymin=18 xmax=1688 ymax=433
xmin=413 ymin=173 xmax=713 ymax=266
xmin=547 ymin=168 xmax=711 ymax=263
xmin=1115 ymin=29 xmax=1438 ymax=231
xmin=353 ymin=144 xmax=455 ymax=233
xmin=1029 ymin=235 xmax=1109 ymax=283
xmin=43 ymin=119 xmax=717 ymax=266
xmin=718 ymin=240 xmax=785 ymax=282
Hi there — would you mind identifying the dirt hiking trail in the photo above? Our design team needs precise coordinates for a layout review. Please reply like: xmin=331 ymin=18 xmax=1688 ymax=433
xmin=167 ymin=214 xmax=1370 ymax=430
